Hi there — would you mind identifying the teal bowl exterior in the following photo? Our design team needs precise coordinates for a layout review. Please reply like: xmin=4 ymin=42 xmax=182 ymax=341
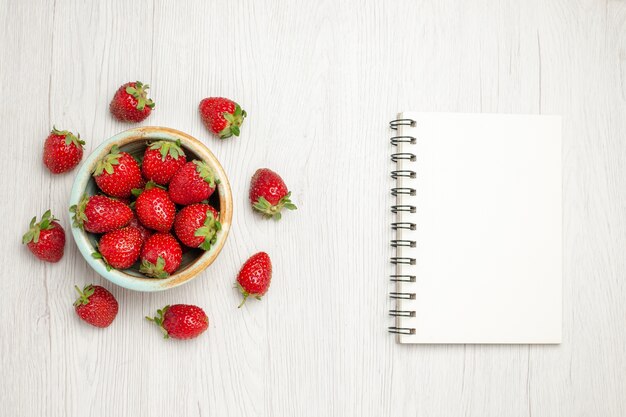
xmin=69 ymin=127 xmax=233 ymax=292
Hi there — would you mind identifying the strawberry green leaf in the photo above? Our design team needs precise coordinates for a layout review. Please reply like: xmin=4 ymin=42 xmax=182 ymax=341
xmin=92 ymin=251 xmax=112 ymax=271
xmin=150 ymin=139 xmax=185 ymax=161
xmin=193 ymin=160 xmax=217 ymax=188
xmin=73 ymin=284 xmax=94 ymax=306
xmin=69 ymin=194 xmax=89 ymax=229
xmin=194 ymin=211 xmax=222 ymax=251
xmin=22 ymin=210 xmax=58 ymax=244
xmin=139 ymin=257 xmax=169 ymax=279
xmin=143 ymin=180 xmax=164 ymax=191
xmin=149 ymin=139 xmax=185 ymax=162
xmin=93 ymin=145 xmax=121 ymax=176
xmin=223 ymin=113 xmax=236 ymax=123
xmin=252 ymin=192 xmax=296 ymax=220
xmin=127 ymin=81 xmax=155 ymax=111
xmin=52 ymin=126 xmax=85 ymax=148
xmin=22 ymin=230 xmax=35 ymax=245
xmin=218 ymin=103 xmax=246 ymax=139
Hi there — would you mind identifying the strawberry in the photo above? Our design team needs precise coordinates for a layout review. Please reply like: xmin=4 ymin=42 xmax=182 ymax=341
xmin=109 ymin=81 xmax=155 ymax=123
xmin=93 ymin=227 xmax=142 ymax=270
xmin=174 ymin=204 xmax=221 ymax=250
xmin=73 ymin=284 xmax=118 ymax=328
xmin=93 ymin=145 xmax=143 ymax=198
xmin=70 ymin=194 xmax=133 ymax=233
xmin=128 ymin=212 xmax=153 ymax=243
xmin=22 ymin=210 xmax=65 ymax=263
xmin=249 ymin=168 xmax=297 ymax=220
xmin=43 ymin=126 xmax=85 ymax=174
xmin=236 ymin=252 xmax=272 ymax=307
xmin=168 ymin=160 xmax=218 ymax=205
xmin=146 ymin=304 xmax=208 ymax=340
xmin=199 ymin=97 xmax=246 ymax=139
xmin=134 ymin=183 xmax=176 ymax=232
xmin=141 ymin=140 xmax=187 ymax=185
xmin=139 ymin=233 xmax=182 ymax=278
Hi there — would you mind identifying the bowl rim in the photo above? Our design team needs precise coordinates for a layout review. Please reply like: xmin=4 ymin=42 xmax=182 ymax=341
xmin=69 ymin=126 xmax=233 ymax=292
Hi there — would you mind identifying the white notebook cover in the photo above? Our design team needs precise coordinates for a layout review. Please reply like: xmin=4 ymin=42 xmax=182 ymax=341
xmin=393 ymin=112 xmax=562 ymax=344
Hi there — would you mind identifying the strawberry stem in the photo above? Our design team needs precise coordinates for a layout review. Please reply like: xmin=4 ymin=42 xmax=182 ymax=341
xmin=146 ymin=305 xmax=170 ymax=338
xmin=73 ymin=284 xmax=94 ymax=307
xmin=238 ymin=293 xmax=249 ymax=308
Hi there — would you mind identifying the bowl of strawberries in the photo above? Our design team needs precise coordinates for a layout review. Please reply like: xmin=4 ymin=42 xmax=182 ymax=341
xmin=69 ymin=126 xmax=232 ymax=292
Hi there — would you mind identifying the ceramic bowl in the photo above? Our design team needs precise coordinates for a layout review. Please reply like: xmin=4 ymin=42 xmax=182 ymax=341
xmin=69 ymin=126 xmax=232 ymax=292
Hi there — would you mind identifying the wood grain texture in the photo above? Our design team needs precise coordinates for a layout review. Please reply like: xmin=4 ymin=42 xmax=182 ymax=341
xmin=0 ymin=0 xmax=625 ymax=416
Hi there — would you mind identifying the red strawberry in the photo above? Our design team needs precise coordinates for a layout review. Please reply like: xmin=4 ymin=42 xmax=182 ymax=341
xmin=135 ymin=183 xmax=176 ymax=232
xmin=43 ymin=126 xmax=85 ymax=174
xmin=139 ymin=233 xmax=182 ymax=278
xmin=168 ymin=160 xmax=218 ymax=205
xmin=22 ymin=210 xmax=65 ymax=263
xmin=128 ymin=212 xmax=153 ymax=243
xmin=174 ymin=204 xmax=221 ymax=250
xmin=93 ymin=227 xmax=142 ymax=270
xmin=109 ymin=81 xmax=155 ymax=123
xmin=73 ymin=284 xmax=118 ymax=328
xmin=93 ymin=145 xmax=143 ymax=198
xmin=199 ymin=97 xmax=246 ymax=139
xmin=146 ymin=304 xmax=208 ymax=340
xmin=70 ymin=194 xmax=133 ymax=233
xmin=249 ymin=168 xmax=297 ymax=220
xmin=141 ymin=140 xmax=187 ymax=185
xmin=236 ymin=252 xmax=272 ymax=307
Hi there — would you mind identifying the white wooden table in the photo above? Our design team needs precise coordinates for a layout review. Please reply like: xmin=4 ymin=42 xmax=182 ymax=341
xmin=1 ymin=1 xmax=625 ymax=416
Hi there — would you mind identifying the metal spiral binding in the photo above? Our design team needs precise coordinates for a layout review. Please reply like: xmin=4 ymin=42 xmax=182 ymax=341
xmin=388 ymin=326 xmax=416 ymax=335
xmin=391 ymin=170 xmax=416 ymax=179
xmin=390 ymin=257 xmax=416 ymax=265
xmin=391 ymin=187 xmax=416 ymax=196
xmin=390 ymin=239 xmax=416 ymax=248
xmin=391 ymin=153 xmax=416 ymax=162
xmin=390 ymin=135 xmax=416 ymax=145
xmin=389 ymin=310 xmax=416 ymax=317
xmin=389 ymin=119 xmax=416 ymax=130
xmin=391 ymin=205 xmax=416 ymax=214
xmin=391 ymin=222 xmax=416 ymax=230
xmin=390 ymin=275 xmax=416 ymax=282
xmin=389 ymin=292 xmax=416 ymax=300
xmin=389 ymin=117 xmax=417 ymax=336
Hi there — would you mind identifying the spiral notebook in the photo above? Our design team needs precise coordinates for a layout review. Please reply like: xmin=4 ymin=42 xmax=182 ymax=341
xmin=389 ymin=112 xmax=562 ymax=344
